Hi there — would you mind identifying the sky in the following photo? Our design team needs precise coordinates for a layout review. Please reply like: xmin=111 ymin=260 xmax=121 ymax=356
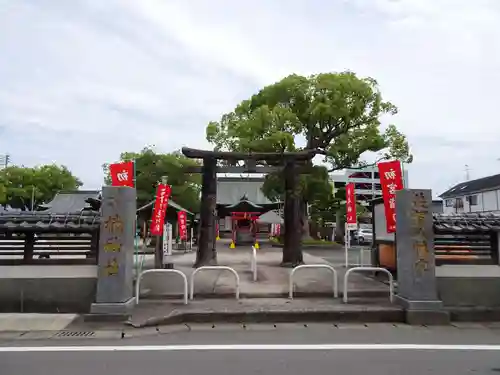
xmin=1 ymin=0 xmax=500 ymax=197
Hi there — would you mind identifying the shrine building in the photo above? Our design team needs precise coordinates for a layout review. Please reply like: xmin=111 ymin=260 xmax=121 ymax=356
xmin=216 ymin=176 xmax=282 ymax=246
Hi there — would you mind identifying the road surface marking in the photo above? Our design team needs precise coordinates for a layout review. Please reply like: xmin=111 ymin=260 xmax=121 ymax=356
xmin=1 ymin=344 xmax=500 ymax=352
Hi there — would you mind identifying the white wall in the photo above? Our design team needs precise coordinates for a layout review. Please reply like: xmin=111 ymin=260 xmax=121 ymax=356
xmin=443 ymin=188 xmax=500 ymax=214
xmin=0 ymin=265 xmax=97 ymax=278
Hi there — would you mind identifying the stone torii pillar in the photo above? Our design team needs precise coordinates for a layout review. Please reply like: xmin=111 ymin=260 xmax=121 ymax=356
xmin=90 ymin=186 xmax=136 ymax=318
xmin=394 ymin=188 xmax=449 ymax=325
xmin=197 ymin=156 xmax=218 ymax=267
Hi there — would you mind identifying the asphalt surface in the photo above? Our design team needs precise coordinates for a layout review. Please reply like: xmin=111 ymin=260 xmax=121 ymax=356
xmin=2 ymin=323 xmax=500 ymax=374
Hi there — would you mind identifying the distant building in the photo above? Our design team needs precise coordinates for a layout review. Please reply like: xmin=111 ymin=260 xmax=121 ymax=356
xmin=439 ymin=173 xmax=500 ymax=214
xmin=330 ymin=165 xmax=409 ymax=206
xmin=432 ymin=200 xmax=444 ymax=214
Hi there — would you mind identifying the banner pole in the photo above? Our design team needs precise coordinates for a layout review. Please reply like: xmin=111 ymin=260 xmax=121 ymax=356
xmin=344 ymin=223 xmax=348 ymax=268
xmin=400 ymin=160 xmax=406 ymax=188
xmin=161 ymin=176 xmax=174 ymax=269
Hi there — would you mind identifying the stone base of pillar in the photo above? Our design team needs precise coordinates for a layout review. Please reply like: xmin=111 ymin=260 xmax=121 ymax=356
xmin=90 ymin=297 xmax=135 ymax=318
xmin=395 ymin=295 xmax=450 ymax=325
xmin=405 ymin=309 xmax=451 ymax=325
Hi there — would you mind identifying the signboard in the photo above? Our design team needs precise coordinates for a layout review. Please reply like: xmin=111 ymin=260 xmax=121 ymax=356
xmin=150 ymin=184 xmax=171 ymax=236
xmin=163 ymin=222 xmax=172 ymax=258
xmin=109 ymin=161 xmax=135 ymax=187
xmin=377 ymin=160 xmax=404 ymax=233
xmin=345 ymin=182 xmax=357 ymax=230
xmin=177 ymin=210 xmax=188 ymax=241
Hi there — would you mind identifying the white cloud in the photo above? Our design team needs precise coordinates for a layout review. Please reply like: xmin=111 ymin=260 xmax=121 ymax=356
xmin=1 ymin=0 xmax=500 ymax=196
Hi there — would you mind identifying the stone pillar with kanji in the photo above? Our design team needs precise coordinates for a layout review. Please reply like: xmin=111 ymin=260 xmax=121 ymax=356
xmin=91 ymin=186 xmax=136 ymax=317
xmin=394 ymin=188 xmax=449 ymax=325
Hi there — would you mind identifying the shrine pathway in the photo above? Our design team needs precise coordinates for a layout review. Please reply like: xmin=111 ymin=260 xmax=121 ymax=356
xmin=136 ymin=245 xmax=391 ymax=300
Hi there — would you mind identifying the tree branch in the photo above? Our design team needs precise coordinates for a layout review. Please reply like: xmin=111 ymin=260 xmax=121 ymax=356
xmin=327 ymin=156 xmax=387 ymax=173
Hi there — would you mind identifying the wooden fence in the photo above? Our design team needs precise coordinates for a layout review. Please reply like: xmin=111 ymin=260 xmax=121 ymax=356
xmin=0 ymin=212 xmax=100 ymax=265
xmin=435 ymin=232 xmax=498 ymax=266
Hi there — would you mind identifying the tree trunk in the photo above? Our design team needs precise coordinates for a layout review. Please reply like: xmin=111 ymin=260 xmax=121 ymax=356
xmin=281 ymin=160 xmax=304 ymax=267
xmin=194 ymin=157 xmax=218 ymax=268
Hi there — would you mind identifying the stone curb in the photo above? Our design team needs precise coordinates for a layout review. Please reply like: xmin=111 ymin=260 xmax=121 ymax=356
xmin=448 ymin=307 xmax=500 ymax=322
xmin=127 ymin=308 xmax=406 ymax=328
xmin=0 ymin=326 xmax=190 ymax=341
xmin=125 ymin=306 xmax=500 ymax=328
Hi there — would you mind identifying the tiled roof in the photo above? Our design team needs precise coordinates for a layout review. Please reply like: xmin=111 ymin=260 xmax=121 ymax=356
xmin=216 ymin=177 xmax=275 ymax=205
xmin=433 ymin=213 xmax=500 ymax=232
xmin=439 ymin=173 xmax=500 ymax=198
xmin=136 ymin=198 xmax=194 ymax=216
xmin=0 ymin=211 xmax=101 ymax=231
xmin=38 ymin=191 xmax=101 ymax=213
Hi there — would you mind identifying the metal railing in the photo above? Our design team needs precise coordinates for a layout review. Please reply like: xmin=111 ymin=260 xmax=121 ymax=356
xmin=289 ymin=264 xmax=338 ymax=299
xmin=135 ymin=269 xmax=189 ymax=305
xmin=343 ymin=267 xmax=394 ymax=303
xmin=189 ymin=266 xmax=240 ymax=300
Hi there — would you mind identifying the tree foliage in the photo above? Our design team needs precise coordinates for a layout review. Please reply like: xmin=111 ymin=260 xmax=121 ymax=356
xmin=0 ymin=165 xmax=82 ymax=210
xmin=102 ymin=147 xmax=202 ymax=213
xmin=206 ymin=71 xmax=412 ymax=225
xmin=207 ymin=72 xmax=412 ymax=166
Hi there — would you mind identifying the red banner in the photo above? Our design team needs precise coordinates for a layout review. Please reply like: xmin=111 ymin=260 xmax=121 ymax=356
xmin=378 ymin=160 xmax=404 ymax=233
xmin=345 ymin=183 xmax=357 ymax=230
xmin=109 ymin=161 xmax=134 ymax=187
xmin=177 ymin=211 xmax=188 ymax=241
xmin=150 ymin=184 xmax=171 ymax=236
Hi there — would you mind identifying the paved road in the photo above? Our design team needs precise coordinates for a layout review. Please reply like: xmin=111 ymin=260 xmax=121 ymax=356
xmin=2 ymin=323 xmax=500 ymax=374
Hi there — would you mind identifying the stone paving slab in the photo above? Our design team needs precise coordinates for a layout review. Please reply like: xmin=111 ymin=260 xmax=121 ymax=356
xmin=138 ymin=247 xmax=392 ymax=300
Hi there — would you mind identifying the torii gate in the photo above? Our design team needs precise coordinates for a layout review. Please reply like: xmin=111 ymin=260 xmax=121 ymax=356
xmin=182 ymin=147 xmax=317 ymax=268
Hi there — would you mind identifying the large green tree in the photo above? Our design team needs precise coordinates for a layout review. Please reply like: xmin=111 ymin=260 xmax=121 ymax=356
xmin=207 ymin=71 xmax=412 ymax=253
xmin=102 ymin=147 xmax=202 ymax=213
xmin=0 ymin=164 xmax=82 ymax=210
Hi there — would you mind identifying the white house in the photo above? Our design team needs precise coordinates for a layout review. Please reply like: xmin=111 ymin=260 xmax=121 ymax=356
xmin=440 ymin=173 xmax=500 ymax=214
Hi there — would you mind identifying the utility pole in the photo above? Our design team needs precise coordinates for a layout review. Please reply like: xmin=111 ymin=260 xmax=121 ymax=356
xmin=465 ymin=164 xmax=470 ymax=181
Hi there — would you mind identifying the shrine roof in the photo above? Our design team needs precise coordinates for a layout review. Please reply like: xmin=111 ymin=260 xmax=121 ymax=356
xmin=0 ymin=211 xmax=101 ymax=232
xmin=38 ymin=190 xmax=101 ymax=214
xmin=225 ymin=199 xmax=263 ymax=210
xmin=137 ymin=198 xmax=194 ymax=216
xmin=216 ymin=177 xmax=276 ymax=206
xmin=257 ymin=210 xmax=284 ymax=224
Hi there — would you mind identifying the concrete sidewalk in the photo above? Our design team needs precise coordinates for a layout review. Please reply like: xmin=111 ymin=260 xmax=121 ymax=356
xmin=0 ymin=314 xmax=77 ymax=332
xmin=137 ymin=247 xmax=392 ymax=299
